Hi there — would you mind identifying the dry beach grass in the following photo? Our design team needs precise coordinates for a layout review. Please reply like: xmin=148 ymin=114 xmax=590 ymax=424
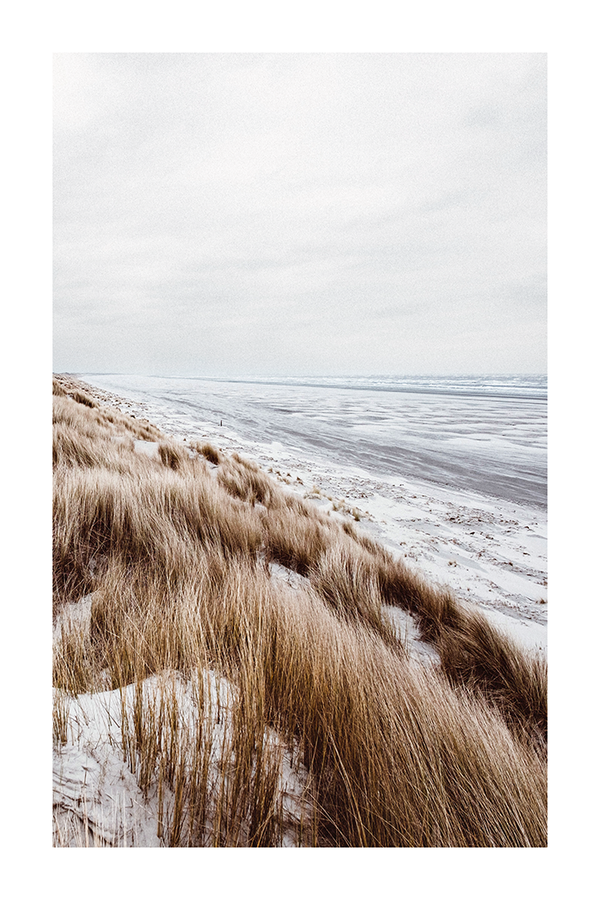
xmin=52 ymin=375 xmax=547 ymax=847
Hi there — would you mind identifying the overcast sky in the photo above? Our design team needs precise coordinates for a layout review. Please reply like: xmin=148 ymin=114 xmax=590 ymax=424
xmin=53 ymin=53 xmax=546 ymax=377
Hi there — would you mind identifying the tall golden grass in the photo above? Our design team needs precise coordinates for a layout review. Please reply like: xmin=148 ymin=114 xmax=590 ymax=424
xmin=52 ymin=375 xmax=547 ymax=846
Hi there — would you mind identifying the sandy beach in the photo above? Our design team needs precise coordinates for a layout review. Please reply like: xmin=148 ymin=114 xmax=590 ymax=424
xmin=80 ymin=373 xmax=547 ymax=654
xmin=53 ymin=373 xmax=547 ymax=848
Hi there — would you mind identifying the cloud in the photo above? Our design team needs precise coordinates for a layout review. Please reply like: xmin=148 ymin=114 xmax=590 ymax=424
xmin=53 ymin=53 xmax=546 ymax=376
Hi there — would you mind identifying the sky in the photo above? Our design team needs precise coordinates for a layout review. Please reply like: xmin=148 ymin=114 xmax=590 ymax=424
xmin=53 ymin=52 xmax=546 ymax=377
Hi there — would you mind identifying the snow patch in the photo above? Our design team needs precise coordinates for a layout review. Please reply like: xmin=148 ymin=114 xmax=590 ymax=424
xmin=53 ymin=670 xmax=312 ymax=847
xmin=134 ymin=439 xmax=160 ymax=458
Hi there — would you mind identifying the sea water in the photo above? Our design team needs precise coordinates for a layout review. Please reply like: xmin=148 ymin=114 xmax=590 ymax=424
xmin=81 ymin=373 xmax=547 ymax=509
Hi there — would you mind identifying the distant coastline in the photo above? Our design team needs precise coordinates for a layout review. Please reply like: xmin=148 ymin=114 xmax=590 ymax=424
xmin=76 ymin=372 xmax=548 ymax=402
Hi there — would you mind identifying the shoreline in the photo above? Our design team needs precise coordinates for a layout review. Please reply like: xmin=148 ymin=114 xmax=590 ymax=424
xmin=75 ymin=372 xmax=547 ymax=509
xmin=53 ymin=374 xmax=547 ymax=848
xmin=77 ymin=376 xmax=547 ymax=654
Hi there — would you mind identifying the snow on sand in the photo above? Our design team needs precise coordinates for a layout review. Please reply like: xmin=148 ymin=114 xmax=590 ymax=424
xmin=53 ymin=599 xmax=312 ymax=848
xmin=81 ymin=378 xmax=547 ymax=654
xmin=53 ymin=377 xmax=547 ymax=846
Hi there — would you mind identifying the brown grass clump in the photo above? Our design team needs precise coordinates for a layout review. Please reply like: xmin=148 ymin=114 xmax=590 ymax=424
xmin=256 ymin=586 xmax=546 ymax=846
xmin=217 ymin=453 xmax=284 ymax=508
xmin=158 ymin=441 xmax=189 ymax=471
xmin=363 ymin=554 xmax=548 ymax=746
xmin=52 ymin=376 xmax=547 ymax=847
xmin=52 ymin=461 xmax=264 ymax=610
xmin=53 ymin=373 xmax=99 ymax=407
xmin=309 ymin=543 xmax=399 ymax=644
xmin=435 ymin=610 xmax=548 ymax=744
xmin=190 ymin=441 xmax=221 ymax=466
xmin=53 ymin=379 xmax=68 ymax=397
xmin=262 ymin=506 xmax=333 ymax=576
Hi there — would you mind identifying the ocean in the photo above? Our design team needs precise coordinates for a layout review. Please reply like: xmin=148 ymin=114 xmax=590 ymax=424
xmin=81 ymin=373 xmax=547 ymax=509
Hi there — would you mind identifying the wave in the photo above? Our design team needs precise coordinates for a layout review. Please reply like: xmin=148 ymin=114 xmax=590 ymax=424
xmin=159 ymin=373 xmax=547 ymax=401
